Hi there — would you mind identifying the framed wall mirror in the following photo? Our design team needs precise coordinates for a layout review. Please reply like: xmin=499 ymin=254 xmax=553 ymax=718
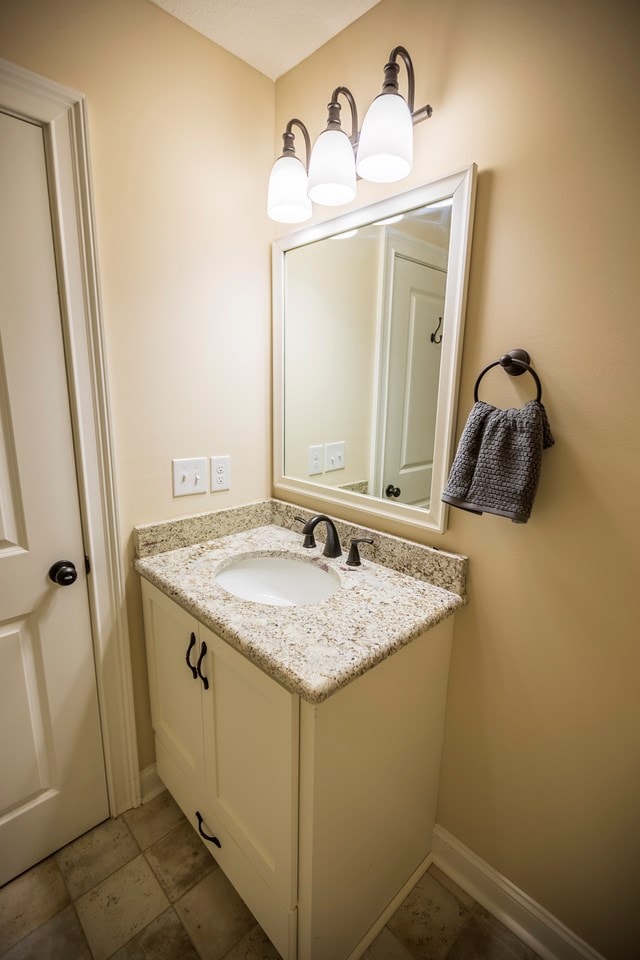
xmin=273 ymin=164 xmax=477 ymax=535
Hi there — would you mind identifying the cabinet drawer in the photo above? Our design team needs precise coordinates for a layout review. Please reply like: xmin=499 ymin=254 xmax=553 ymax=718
xmin=156 ymin=738 xmax=297 ymax=960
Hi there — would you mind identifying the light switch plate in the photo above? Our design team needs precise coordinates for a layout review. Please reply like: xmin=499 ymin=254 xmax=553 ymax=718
xmin=210 ymin=455 xmax=231 ymax=492
xmin=325 ymin=441 xmax=346 ymax=472
xmin=308 ymin=444 xmax=324 ymax=476
xmin=172 ymin=457 xmax=207 ymax=496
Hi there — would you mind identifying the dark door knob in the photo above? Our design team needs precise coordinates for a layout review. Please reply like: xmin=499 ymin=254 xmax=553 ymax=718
xmin=48 ymin=560 xmax=78 ymax=586
xmin=385 ymin=484 xmax=401 ymax=499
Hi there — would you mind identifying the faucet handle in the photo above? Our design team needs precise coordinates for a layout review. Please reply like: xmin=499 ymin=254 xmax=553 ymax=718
xmin=294 ymin=516 xmax=316 ymax=549
xmin=346 ymin=538 xmax=374 ymax=567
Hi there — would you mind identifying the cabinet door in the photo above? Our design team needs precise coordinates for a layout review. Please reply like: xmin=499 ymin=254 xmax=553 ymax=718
xmin=141 ymin=580 xmax=206 ymax=795
xmin=201 ymin=624 xmax=298 ymax=909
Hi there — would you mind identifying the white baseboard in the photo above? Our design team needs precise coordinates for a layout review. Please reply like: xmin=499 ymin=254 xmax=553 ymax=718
xmin=432 ymin=826 xmax=606 ymax=960
xmin=139 ymin=764 xmax=165 ymax=805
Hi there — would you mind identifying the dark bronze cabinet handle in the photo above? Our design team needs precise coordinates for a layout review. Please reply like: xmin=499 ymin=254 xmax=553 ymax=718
xmin=185 ymin=632 xmax=198 ymax=679
xmin=196 ymin=811 xmax=221 ymax=847
xmin=196 ymin=641 xmax=209 ymax=690
xmin=385 ymin=484 xmax=401 ymax=498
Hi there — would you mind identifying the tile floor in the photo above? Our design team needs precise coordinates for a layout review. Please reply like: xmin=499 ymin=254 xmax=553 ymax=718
xmin=0 ymin=791 xmax=540 ymax=960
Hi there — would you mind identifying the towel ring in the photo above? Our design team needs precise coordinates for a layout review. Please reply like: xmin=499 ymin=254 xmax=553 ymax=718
xmin=474 ymin=349 xmax=542 ymax=403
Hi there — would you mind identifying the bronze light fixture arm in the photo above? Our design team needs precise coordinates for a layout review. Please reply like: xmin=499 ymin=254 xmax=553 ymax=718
xmin=280 ymin=118 xmax=312 ymax=171
xmin=386 ymin=46 xmax=433 ymax=124
xmin=325 ymin=86 xmax=359 ymax=145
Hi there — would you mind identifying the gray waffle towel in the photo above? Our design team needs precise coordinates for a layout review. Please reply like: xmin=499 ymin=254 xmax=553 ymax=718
xmin=442 ymin=400 xmax=554 ymax=523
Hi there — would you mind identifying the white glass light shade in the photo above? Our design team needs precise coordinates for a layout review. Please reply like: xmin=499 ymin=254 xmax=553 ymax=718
xmin=307 ymin=129 xmax=356 ymax=206
xmin=267 ymin=156 xmax=312 ymax=223
xmin=356 ymin=93 xmax=413 ymax=183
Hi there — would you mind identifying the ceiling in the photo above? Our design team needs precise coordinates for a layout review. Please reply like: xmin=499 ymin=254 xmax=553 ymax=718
xmin=149 ymin=0 xmax=382 ymax=80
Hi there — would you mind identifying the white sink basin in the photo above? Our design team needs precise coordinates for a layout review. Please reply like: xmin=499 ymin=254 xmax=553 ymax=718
xmin=215 ymin=554 xmax=340 ymax=607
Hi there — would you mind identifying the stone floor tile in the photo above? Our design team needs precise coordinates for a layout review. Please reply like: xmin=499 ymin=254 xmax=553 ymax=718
xmin=426 ymin=864 xmax=477 ymax=910
xmin=175 ymin=868 xmax=255 ymax=960
xmin=55 ymin=817 xmax=139 ymax=899
xmin=75 ymin=854 xmax=168 ymax=960
xmin=0 ymin=857 xmax=69 ymax=954
xmin=144 ymin=818 xmax=216 ymax=902
xmin=109 ymin=907 xmax=200 ymax=960
xmin=447 ymin=908 xmax=537 ymax=960
xmin=0 ymin=904 xmax=90 ymax=960
xmin=221 ymin=924 xmax=283 ymax=960
xmin=122 ymin=792 xmax=184 ymax=850
xmin=387 ymin=870 xmax=471 ymax=960
xmin=361 ymin=925 xmax=416 ymax=959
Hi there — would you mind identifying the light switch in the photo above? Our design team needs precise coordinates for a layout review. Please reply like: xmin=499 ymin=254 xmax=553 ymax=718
xmin=210 ymin=455 xmax=231 ymax=492
xmin=325 ymin=441 xmax=346 ymax=472
xmin=172 ymin=457 xmax=207 ymax=497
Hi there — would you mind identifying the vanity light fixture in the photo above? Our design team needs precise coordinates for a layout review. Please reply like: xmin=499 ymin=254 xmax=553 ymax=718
xmin=356 ymin=46 xmax=430 ymax=182
xmin=307 ymin=87 xmax=358 ymax=206
xmin=268 ymin=45 xmax=432 ymax=223
xmin=267 ymin=119 xmax=312 ymax=223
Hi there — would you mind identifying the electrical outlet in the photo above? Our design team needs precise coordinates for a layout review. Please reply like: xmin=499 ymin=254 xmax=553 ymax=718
xmin=172 ymin=457 xmax=207 ymax=496
xmin=308 ymin=444 xmax=324 ymax=476
xmin=210 ymin=455 xmax=231 ymax=492
xmin=325 ymin=441 xmax=346 ymax=472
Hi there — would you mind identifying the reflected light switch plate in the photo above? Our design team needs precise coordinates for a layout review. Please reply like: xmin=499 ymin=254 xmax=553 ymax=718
xmin=325 ymin=441 xmax=345 ymax=472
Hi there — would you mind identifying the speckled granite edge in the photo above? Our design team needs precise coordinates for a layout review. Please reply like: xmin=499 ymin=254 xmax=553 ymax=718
xmin=134 ymin=498 xmax=467 ymax=596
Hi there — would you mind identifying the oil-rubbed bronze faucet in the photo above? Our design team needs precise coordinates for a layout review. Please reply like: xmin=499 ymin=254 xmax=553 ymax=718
xmin=294 ymin=514 xmax=342 ymax=558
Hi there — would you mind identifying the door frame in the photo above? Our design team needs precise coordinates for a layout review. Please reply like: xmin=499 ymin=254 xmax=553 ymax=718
xmin=0 ymin=58 xmax=139 ymax=815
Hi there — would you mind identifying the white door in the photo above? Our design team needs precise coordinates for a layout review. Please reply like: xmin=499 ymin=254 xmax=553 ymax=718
xmin=382 ymin=255 xmax=446 ymax=507
xmin=0 ymin=110 xmax=109 ymax=885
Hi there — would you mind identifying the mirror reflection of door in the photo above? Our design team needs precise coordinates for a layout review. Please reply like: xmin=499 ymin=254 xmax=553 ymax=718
xmin=376 ymin=243 xmax=446 ymax=508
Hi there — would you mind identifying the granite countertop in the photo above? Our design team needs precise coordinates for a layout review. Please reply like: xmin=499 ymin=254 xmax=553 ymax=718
xmin=135 ymin=523 xmax=465 ymax=704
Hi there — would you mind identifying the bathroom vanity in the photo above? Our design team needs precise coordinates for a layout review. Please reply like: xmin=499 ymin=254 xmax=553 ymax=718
xmin=136 ymin=502 xmax=466 ymax=960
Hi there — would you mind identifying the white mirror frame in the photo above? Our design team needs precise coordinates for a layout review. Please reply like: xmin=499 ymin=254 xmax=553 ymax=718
xmin=272 ymin=163 xmax=477 ymax=535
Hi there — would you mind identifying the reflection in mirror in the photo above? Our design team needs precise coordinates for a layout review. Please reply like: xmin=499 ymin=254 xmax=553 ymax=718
xmin=273 ymin=166 xmax=476 ymax=534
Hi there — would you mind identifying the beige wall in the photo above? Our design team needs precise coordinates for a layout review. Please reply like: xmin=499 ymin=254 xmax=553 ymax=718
xmin=284 ymin=234 xmax=379 ymax=486
xmin=276 ymin=0 xmax=640 ymax=957
xmin=0 ymin=0 xmax=274 ymax=768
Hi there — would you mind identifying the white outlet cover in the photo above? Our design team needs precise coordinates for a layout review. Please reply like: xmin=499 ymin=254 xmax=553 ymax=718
xmin=308 ymin=444 xmax=324 ymax=476
xmin=325 ymin=441 xmax=346 ymax=472
xmin=210 ymin=455 xmax=231 ymax=492
xmin=172 ymin=457 xmax=207 ymax=496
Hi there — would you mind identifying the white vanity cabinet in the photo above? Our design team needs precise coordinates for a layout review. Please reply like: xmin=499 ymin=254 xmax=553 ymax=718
xmin=141 ymin=580 xmax=299 ymax=956
xmin=141 ymin=576 xmax=454 ymax=960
